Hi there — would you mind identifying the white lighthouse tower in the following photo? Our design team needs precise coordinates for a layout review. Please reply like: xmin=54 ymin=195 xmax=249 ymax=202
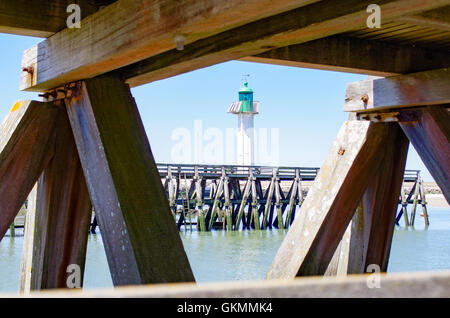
xmin=228 ymin=77 xmax=259 ymax=166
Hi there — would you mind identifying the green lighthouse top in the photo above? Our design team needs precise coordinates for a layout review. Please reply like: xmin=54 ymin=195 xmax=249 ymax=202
xmin=228 ymin=78 xmax=259 ymax=115
xmin=239 ymin=81 xmax=253 ymax=93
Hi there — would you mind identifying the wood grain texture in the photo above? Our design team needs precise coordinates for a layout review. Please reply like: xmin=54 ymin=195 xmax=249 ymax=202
xmin=344 ymin=68 xmax=450 ymax=112
xmin=398 ymin=106 xmax=450 ymax=203
xmin=21 ymin=0 xmax=449 ymax=91
xmin=11 ymin=270 xmax=450 ymax=298
xmin=30 ymin=105 xmax=92 ymax=290
xmin=0 ymin=101 xmax=60 ymax=240
xmin=65 ymin=74 xmax=195 ymax=285
xmin=346 ymin=123 xmax=409 ymax=273
xmin=19 ymin=184 xmax=37 ymax=293
xmin=242 ymin=36 xmax=450 ymax=76
xmin=20 ymin=0 xmax=318 ymax=91
xmin=266 ymin=121 xmax=398 ymax=279
xmin=120 ymin=0 xmax=449 ymax=88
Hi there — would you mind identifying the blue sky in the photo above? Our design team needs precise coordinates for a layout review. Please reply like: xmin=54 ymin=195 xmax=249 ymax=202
xmin=0 ymin=33 xmax=434 ymax=181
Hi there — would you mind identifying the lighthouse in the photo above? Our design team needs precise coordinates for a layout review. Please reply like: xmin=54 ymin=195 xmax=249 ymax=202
xmin=228 ymin=78 xmax=259 ymax=166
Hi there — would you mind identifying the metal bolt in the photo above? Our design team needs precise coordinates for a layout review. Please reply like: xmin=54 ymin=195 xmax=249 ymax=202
xmin=22 ymin=66 xmax=34 ymax=74
xmin=361 ymin=94 xmax=369 ymax=104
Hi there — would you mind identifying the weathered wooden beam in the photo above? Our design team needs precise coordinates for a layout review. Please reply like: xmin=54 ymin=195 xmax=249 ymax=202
xmin=21 ymin=0 xmax=449 ymax=91
xmin=120 ymin=0 xmax=450 ymax=88
xmin=0 ymin=101 xmax=60 ymax=240
xmin=65 ymin=74 xmax=195 ymax=285
xmin=346 ymin=123 xmax=409 ymax=274
xmin=241 ymin=36 xmax=450 ymax=76
xmin=398 ymin=106 xmax=450 ymax=203
xmin=398 ymin=6 xmax=450 ymax=32
xmin=10 ymin=270 xmax=450 ymax=298
xmin=19 ymin=0 xmax=319 ymax=91
xmin=266 ymin=120 xmax=398 ymax=279
xmin=28 ymin=105 xmax=92 ymax=290
xmin=0 ymin=1 xmax=104 ymax=37
xmin=344 ymin=68 xmax=450 ymax=112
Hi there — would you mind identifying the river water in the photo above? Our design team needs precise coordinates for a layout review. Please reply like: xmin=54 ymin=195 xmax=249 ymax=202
xmin=0 ymin=206 xmax=449 ymax=293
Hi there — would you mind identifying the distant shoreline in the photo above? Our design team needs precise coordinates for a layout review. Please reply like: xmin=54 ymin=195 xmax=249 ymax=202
xmin=425 ymin=194 xmax=449 ymax=208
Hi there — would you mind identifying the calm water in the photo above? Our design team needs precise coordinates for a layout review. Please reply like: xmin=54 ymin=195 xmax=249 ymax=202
xmin=1 ymin=206 xmax=449 ymax=293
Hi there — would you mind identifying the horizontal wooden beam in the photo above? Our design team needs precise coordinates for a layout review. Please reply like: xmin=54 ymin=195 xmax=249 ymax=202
xmin=398 ymin=6 xmax=450 ymax=32
xmin=7 ymin=270 xmax=450 ymax=298
xmin=0 ymin=1 xmax=106 ymax=38
xmin=241 ymin=36 xmax=450 ymax=76
xmin=21 ymin=0 xmax=450 ymax=91
xmin=19 ymin=0 xmax=319 ymax=91
xmin=344 ymin=68 xmax=450 ymax=112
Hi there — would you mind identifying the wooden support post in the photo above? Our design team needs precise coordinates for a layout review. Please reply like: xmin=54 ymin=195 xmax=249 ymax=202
xmin=410 ymin=179 xmax=420 ymax=227
xmin=398 ymin=106 xmax=449 ymax=204
xmin=235 ymin=177 xmax=252 ymax=230
xmin=0 ymin=101 xmax=60 ymax=240
xmin=400 ymin=183 xmax=410 ymax=226
xmin=194 ymin=167 xmax=206 ymax=232
xmin=168 ymin=166 xmax=177 ymax=219
xmin=262 ymin=170 xmax=276 ymax=229
xmin=9 ymin=222 xmax=15 ymax=237
xmin=346 ymin=123 xmax=409 ymax=273
xmin=28 ymin=105 xmax=92 ymax=290
xmin=208 ymin=176 xmax=224 ymax=230
xmin=274 ymin=179 xmax=283 ymax=230
xmin=19 ymin=184 xmax=37 ymax=293
xmin=419 ymin=175 xmax=430 ymax=226
xmin=266 ymin=120 xmax=402 ymax=279
xmin=65 ymin=74 xmax=194 ymax=285
xmin=285 ymin=169 xmax=300 ymax=229
xmin=223 ymin=176 xmax=232 ymax=231
xmin=251 ymin=175 xmax=260 ymax=230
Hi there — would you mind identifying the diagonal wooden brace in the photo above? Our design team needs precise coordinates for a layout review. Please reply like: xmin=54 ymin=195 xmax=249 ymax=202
xmin=25 ymin=104 xmax=92 ymax=291
xmin=398 ymin=106 xmax=450 ymax=203
xmin=0 ymin=100 xmax=60 ymax=240
xmin=266 ymin=120 xmax=406 ymax=278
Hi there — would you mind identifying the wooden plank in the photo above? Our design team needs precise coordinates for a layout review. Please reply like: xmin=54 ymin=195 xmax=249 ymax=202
xmin=266 ymin=120 xmax=397 ymax=278
xmin=346 ymin=123 xmax=409 ymax=273
xmin=242 ymin=36 xmax=450 ymax=76
xmin=19 ymin=0 xmax=319 ymax=91
xmin=398 ymin=106 xmax=450 ymax=204
xmin=0 ymin=101 xmax=60 ymax=240
xmin=29 ymin=105 xmax=92 ymax=290
xmin=344 ymin=68 xmax=450 ymax=112
xmin=11 ymin=270 xmax=450 ymax=298
xmin=0 ymin=0 xmax=103 ymax=37
xmin=65 ymin=74 xmax=194 ymax=285
xmin=21 ymin=0 xmax=449 ymax=91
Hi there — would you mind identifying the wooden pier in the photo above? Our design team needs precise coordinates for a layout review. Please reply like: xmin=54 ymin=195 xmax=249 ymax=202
xmin=0 ymin=0 xmax=449 ymax=296
xmin=154 ymin=164 xmax=428 ymax=231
